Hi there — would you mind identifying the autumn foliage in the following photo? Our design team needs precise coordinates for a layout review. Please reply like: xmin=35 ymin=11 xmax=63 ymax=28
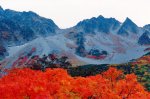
xmin=132 ymin=55 xmax=150 ymax=66
xmin=0 ymin=67 xmax=149 ymax=99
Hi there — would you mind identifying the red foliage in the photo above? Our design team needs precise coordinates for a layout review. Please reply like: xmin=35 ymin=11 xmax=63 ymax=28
xmin=0 ymin=68 xmax=149 ymax=99
xmin=12 ymin=56 xmax=29 ymax=68
xmin=132 ymin=56 xmax=150 ymax=65
xmin=31 ymin=47 xmax=36 ymax=53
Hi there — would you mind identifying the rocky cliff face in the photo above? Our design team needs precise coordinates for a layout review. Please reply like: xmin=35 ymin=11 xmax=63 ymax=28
xmin=0 ymin=6 xmax=59 ymax=59
xmin=74 ymin=15 xmax=121 ymax=34
xmin=0 ymin=6 xmax=150 ymax=65
xmin=117 ymin=18 xmax=140 ymax=36
xmin=144 ymin=24 xmax=150 ymax=32
xmin=138 ymin=31 xmax=150 ymax=45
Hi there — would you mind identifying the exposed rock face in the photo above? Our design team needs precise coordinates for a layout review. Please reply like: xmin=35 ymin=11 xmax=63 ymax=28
xmin=138 ymin=31 xmax=150 ymax=45
xmin=144 ymin=24 xmax=150 ymax=32
xmin=75 ymin=15 xmax=121 ymax=33
xmin=0 ymin=6 xmax=150 ymax=64
xmin=0 ymin=8 xmax=59 ymax=46
xmin=0 ymin=44 xmax=7 ymax=60
xmin=117 ymin=18 xmax=139 ymax=36
xmin=0 ymin=6 xmax=59 ymax=59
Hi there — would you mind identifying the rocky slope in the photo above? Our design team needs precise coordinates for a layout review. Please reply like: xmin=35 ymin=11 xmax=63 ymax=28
xmin=0 ymin=6 xmax=150 ymax=67
xmin=0 ymin=6 xmax=59 ymax=59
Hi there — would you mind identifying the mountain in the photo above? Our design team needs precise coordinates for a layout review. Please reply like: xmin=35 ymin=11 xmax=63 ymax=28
xmin=0 ymin=6 xmax=59 ymax=59
xmin=138 ymin=31 xmax=150 ymax=45
xmin=144 ymin=24 xmax=150 ymax=32
xmin=0 ymin=7 xmax=150 ymax=67
xmin=0 ymin=43 xmax=7 ymax=60
xmin=74 ymin=15 xmax=121 ymax=33
xmin=0 ymin=6 xmax=59 ymax=44
xmin=117 ymin=18 xmax=139 ymax=36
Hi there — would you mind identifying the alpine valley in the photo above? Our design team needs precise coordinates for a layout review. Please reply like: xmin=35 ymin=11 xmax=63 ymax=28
xmin=0 ymin=6 xmax=150 ymax=68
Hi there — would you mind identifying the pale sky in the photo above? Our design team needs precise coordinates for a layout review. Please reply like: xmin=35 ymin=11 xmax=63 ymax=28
xmin=0 ymin=0 xmax=150 ymax=29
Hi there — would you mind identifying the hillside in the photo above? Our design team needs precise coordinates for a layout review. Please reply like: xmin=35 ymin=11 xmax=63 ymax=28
xmin=0 ymin=6 xmax=150 ymax=68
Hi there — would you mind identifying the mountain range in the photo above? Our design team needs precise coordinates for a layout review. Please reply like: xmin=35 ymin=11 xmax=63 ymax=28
xmin=0 ymin=6 xmax=150 ymax=67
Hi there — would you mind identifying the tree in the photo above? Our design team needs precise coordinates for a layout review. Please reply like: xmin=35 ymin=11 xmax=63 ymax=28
xmin=0 ymin=67 xmax=149 ymax=98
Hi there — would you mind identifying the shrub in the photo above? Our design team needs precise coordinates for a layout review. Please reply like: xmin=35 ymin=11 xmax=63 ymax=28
xmin=0 ymin=67 xmax=149 ymax=99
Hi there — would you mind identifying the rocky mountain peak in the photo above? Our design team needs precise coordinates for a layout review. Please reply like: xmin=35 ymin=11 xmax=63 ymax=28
xmin=144 ymin=24 xmax=150 ymax=31
xmin=75 ymin=15 xmax=121 ymax=33
xmin=117 ymin=17 xmax=139 ymax=36
xmin=0 ymin=6 xmax=3 ymax=10
xmin=138 ymin=31 xmax=150 ymax=45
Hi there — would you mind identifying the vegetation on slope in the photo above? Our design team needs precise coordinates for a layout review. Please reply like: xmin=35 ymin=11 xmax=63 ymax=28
xmin=0 ymin=67 xmax=149 ymax=99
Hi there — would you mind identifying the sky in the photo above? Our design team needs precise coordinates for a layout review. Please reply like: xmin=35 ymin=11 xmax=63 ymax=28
xmin=0 ymin=0 xmax=150 ymax=29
